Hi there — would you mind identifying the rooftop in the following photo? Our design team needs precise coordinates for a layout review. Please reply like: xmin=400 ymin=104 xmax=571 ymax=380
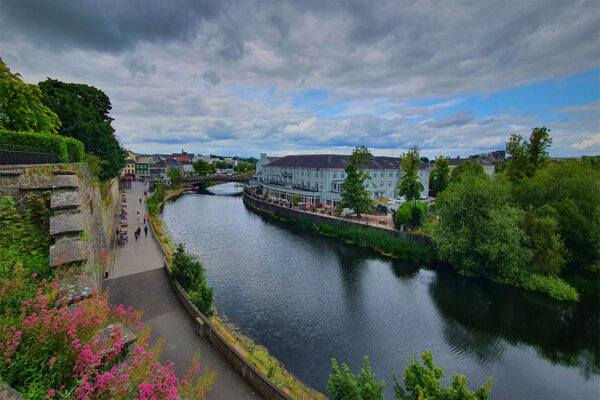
xmin=265 ymin=154 xmax=429 ymax=170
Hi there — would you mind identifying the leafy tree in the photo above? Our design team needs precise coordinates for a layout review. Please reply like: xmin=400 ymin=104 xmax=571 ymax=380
xmin=215 ymin=161 xmax=228 ymax=169
xmin=512 ymin=160 xmax=600 ymax=271
xmin=519 ymin=206 xmax=565 ymax=276
xmin=430 ymin=156 xmax=450 ymax=193
xmin=398 ymin=146 xmax=424 ymax=204
xmin=172 ymin=243 xmax=214 ymax=317
xmin=168 ymin=167 xmax=183 ymax=186
xmin=395 ymin=202 xmax=428 ymax=229
xmin=433 ymin=174 xmax=532 ymax=279
xmin=193 ymin=159 xmax=215 ymax=175
xmin=38 ymin=78 xmax=124 ymax=180
xmin=450 ymin=160 xmax=484 ymax=183
xmin=326 ymin=356 xmax=385 ymax=400
xmin=505 ymin=127 xmax=552 ymax=182
xmin=341 ymin=146 xmax=374 ymax=217
xmin=0 ymin=58 xmax=60 ymax=134
xmin=292 ymin=194 xmax=300 ymax=207
xmin=393 ymin=351 xmax=492 ymax=400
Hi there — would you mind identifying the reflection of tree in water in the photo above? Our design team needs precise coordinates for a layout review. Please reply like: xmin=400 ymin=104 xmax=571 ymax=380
xmin=333 ymin=245 xmax=369 ymax=306
xmin=440 ymin=318 xmax=505 ymax=365
xmin=429 ymin=270 xmax=599 ymax=380
xmin=389 ymin=259 xmax=420 ymax=280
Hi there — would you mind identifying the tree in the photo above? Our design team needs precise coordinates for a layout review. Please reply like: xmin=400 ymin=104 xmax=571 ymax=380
xmin=292 ymin=194 xmax=300 ymax=207
xmin=519 ymin=206 xmax=565 ymax=276
xmin=432 ymin=174 xmax=532 ymax=279
xmin=172 ymin=243 xmax=214 ymax=317
xmin=0 ymin=58 xmax=60 ymax=134
xmin=505 ymin=127 xmax=552 ymax=182
xmin=193 ymin=159 xmax=215 ymax=175
xmin=393 ymin=351 xmax=492 ymax=400
xmin=38 ymin=78 xmax=124 ymax=180
xmin=326 ymin=356 xmax=385 ymax=400
xmin=341 ymin=146 xmax=374 ymax=217
xmin=398 ymin=146 xmax=424 ymax=204
xmin=450 ymin=160 xmax=485 ymax=183
xmin=168 ymin=167 xmax=183 ymax=186
xmin=395 ymin=202 xmax=428 ymax=229
xmin=215 ymin=161 xmax=228 ymax=170
xmin=430 ymin=156 xmax=450 ymax=193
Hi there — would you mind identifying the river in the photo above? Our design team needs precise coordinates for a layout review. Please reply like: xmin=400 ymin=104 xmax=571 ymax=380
xmin=161 ymin=182 xmax=599 ymax=399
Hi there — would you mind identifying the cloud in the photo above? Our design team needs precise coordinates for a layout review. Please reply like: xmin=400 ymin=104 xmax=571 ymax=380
xmin=427 ymin=111 xmax=474 ymax=128
xmin=552 ymin=100 xmax=600 ymax=115
xmin=202 ymin=70 xmax=221 ymax=85
xmin=571 ymin=134 xmax=600 ymax=150
xmin=123 ymin=55 xmax=156 ymax=78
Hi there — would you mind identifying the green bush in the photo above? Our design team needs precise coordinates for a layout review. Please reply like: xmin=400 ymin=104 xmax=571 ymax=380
xmin=520 ymin=274 xmax=579 ymax=301
xmin=63 ymin=136 xmax=85 ymax=162
xmin=0 ymin=129 xmax=68 ymax=162
xmin=146 ymin=179 xmax=165 ymax=216
xmin=327 ymin=356 xmax=385 ymax=400
xmin=0 ymin=129 xmax=84 ymax=163
xmin=172 ymin=243 xmax=214 ymax=317
xmin=395 ymin=202 xmax=428 ymax=228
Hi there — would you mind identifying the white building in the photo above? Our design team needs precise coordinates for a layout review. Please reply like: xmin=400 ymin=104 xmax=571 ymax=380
xmin=192 ymin=155 xmax=211 ymax=163
xmin=255 ymin=153 xmax=430 ymax=207
xmin=448 ymin=156 xmax=496 ymax=177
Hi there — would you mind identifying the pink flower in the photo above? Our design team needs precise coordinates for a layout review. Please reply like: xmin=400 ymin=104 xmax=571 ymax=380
xmin=31 ymin=273 xmax=37 ymax=278
xmin=5 ymin=358 xmax=11 ymax=363
xmin=45 ymin=389 xmax=55 ymax=398
xmin=49 ymin=357 xmax=56 ymax=366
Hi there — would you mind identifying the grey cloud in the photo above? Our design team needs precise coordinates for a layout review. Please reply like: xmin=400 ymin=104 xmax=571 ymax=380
xmin=202 ymin=70 xmax=221 ymax=85
xmin=552 ymin=100 xmax=600 ymax=115
xmin=427 ymin=111 xmax=474 ymax=128
xmin=123 ymin=55 xmax=156 ymax=78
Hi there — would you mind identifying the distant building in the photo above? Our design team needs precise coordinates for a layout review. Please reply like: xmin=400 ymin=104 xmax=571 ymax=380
xmin=135 ymin=156 xmax=151 ymax=180
xmin=149 ymin=161 xmax=168 ymax=180
xmin=192 ymin=155 xmax=211 ymax=163
xmin=255 ymin=153 xmax=430 ymax=207
xmin=448 ymin=150 xmax=503 ymax=178
xmin=122 ymin=159 xmax=135 ymax=176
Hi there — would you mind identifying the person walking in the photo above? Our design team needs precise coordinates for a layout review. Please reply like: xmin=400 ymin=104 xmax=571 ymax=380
xmin=139 ymin=198 xmax=142 ymax=205
xmin=143 ymin=215 xmax=147 ymax=224
xmin=144 ymin=225 xmax=148 ymax=237
xmin=137 ymin=211 xmax=141 ymax=221
xmin=134 ymin=229 xmax=139 ymax=241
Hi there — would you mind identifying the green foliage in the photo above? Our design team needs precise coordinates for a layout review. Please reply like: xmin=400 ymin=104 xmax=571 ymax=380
xmin=38 ymin=78 xmax=124 ymax=180
xmin=0 ymin=58 xmax=61 ymax=134
xmin=398 ymin=146 xmax=424 ymax=203
xmin=0 ymin=129 xmax=70 ymax=162
xmin=146 ymin=179 xmax=165 ymax=216
xmin=395 ymin=202 xmax=428 ymax=228
xmin=326 ymin=356 xmax=386 ymax=400
xmin=0 ymin=196 xmax=51 ymax=280
xmin=341 ymin=146 xmax=374 ymax=217
xmin=512 ymin=160 xmax=600 ymax=271
xmin=519 ymin=206 xmax=565 ymax=275
xmin=433 ymin=174 xmax=532 ymax=279
xmin=215 ymin=161 xmax=228 ymax=169
xmin=172 ymin=243 xmax=214 ymax=317
xmin=519 ymin=274 xmax=579 ymax=301
xmin=167 ymin=167 xmax=183 ymax=186
xmin=394 ymin=351 xmax=492 ymax=400
xmin=505 ymin=127 xmax=552 ymax=182
xmin=450 ymin=160 xmax=485 ymax=183
xmin=84 ymin=152 xmax=106 ymax=178
xmin=292 ymin=194 xmax=300 ymax=207
xmin=430 ymin=156 xmax=451 ymax=193
xmin=299 ymin=218 xmax=434 ymax=261
xmin=63 ymin=136 xmax=85 ymax=162
xmin=193 ymin=159 xmax=215 ymax=175
xmin=233 ymin=162 xmax=255 ymax=173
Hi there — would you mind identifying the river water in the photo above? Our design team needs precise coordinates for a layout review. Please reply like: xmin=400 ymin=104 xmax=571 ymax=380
xmin=161 ymin=183 xmax=599 ymax=399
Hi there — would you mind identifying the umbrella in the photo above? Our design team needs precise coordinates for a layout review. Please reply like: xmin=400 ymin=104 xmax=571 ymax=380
xmin=322 ymin=202 xmax=325 ymax=209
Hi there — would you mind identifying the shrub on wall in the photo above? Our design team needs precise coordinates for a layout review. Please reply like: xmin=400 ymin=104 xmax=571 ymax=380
xmin=0 ymin=129 xmax=85 ymax=163
xmin=63 ymin=136 xmax=85 ymax=162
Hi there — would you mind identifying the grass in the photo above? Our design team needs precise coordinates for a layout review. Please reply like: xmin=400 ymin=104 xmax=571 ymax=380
xmin=293 ymin=217 xmax=435 ymax=261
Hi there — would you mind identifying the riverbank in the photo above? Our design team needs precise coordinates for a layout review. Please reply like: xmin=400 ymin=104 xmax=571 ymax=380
xmin=242 ymin=189 xmax=435 ymax=261
xmin=147 ymin=189 xmax=326 ymax=399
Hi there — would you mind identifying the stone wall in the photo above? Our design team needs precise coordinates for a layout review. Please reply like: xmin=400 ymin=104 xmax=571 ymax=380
xmin=0 ymin=163 xmax=120 ymax=289
xmin=242 ymin=190 xmax=432 ymax=244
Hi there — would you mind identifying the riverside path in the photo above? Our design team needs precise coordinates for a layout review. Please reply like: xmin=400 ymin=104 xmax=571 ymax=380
xmin=105 ymin=181 xmax=260 ymax=399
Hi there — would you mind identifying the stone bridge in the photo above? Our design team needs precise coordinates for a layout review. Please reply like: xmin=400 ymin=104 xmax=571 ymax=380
xmin=182 ymin=174 xmax=252 ymax=184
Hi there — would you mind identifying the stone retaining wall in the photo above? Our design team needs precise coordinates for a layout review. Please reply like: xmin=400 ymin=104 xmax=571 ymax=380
xmin=242 ymin=190 xmax=432 ymax=244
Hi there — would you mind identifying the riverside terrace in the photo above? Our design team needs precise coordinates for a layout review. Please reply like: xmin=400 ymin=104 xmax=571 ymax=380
xmin=254 ymin=153 xmax=431 ymax=208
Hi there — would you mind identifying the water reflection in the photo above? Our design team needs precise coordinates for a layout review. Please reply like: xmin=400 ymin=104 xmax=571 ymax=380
xmin=429 ymin=270 xmax=600 ymax=380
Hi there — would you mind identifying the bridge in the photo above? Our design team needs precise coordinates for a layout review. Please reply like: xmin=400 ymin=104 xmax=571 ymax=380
xmin=182 ymin=174 xmax=253 ymax=184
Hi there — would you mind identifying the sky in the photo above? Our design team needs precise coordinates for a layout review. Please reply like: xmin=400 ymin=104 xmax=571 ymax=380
xmin=1 ymin=0 xmax=599 ymax=158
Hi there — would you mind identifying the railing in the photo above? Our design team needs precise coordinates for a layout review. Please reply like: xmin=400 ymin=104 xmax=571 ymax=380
xmin=0 ymin=142 xmax=55 ymax=165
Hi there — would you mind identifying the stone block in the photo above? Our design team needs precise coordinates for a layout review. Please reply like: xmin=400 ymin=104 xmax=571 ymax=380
xmin=51 ymin=190 xmax=81 ymax=211
xmin=52 ymin=174 xmax=79 ymax=190
xmin=50 ymin=238 xmax=87 ymax=267
xmin=53 ymin=169 xmax=76 ymax=175
xmin=50 ymin=213 xmax=83 ymax=237
xmin=0 ymin=384 xmax=23 ymax=400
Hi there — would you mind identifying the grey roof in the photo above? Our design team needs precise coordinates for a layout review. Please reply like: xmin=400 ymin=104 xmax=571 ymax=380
xmin=448 ymin=157 xmax=493 ymax=166
xmin=267 ymin=156 xmax=282 ymax=162
xmin=266 ymin=154 xmax=417 ymax=170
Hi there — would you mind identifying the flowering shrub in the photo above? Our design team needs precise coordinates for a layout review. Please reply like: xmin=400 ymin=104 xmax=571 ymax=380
xmin=0 ymin=271 xmax=214 ymax=399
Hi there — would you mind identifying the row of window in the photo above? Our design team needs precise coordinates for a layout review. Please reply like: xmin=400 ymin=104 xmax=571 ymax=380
xmin=265 ymin=168 xmax=399 ymax=180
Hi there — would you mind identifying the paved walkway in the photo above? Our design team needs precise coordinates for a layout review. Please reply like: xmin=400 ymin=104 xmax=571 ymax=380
xmin=106 ymin=182 xmax=259 ymax=399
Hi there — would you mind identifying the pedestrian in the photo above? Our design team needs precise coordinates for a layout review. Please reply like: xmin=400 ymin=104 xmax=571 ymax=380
xmin=144 ymin=226 xmax=148 ymax=237
xmin=143 ymin=215 xmax=147 ymax=224
xmin=139 ymin=198 xmax=142 ymax=205
xmin=137 ymin=211 xmax=141 ymax=221
xmin=144 ymin=191 xmax=147 ymax=197
xmin=134 ymin=230 xmax=139 ymax=241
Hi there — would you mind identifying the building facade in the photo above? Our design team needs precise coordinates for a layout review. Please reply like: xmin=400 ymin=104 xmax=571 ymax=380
xmin=135 ymin=156 xmax=151 ymax=180
xmin=255 ymin=153 xmax=430 ymax=207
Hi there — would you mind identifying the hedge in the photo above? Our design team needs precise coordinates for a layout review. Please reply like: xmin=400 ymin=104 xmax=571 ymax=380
xmin=0 ymin=129 xmax=85 ymax=163
xmin=63 ymin=136 xmax=85 ymax=162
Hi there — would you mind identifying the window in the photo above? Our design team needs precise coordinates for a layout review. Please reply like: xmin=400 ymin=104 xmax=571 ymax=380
xmin=381 ymin=172 xmax=384 ymax=178
xmin=366 ymin=183 xmax=370 ymax=188
xmin=333 ymin=172 xmax=337 ymax=179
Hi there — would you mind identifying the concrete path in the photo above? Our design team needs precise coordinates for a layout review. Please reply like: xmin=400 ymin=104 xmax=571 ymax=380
xmin=106 ymin=182 xmax=260 ymax=399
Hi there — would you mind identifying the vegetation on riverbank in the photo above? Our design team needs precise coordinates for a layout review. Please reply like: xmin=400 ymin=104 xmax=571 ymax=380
xmin=214 ymin=315 xmax=327 ymax=400
xmin=274 ymin=214 xmax=435 ymax=261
